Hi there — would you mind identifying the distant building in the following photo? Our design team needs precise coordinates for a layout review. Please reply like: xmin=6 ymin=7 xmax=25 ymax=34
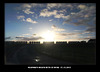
xmin=56 ymin=41 xmax=67 ymax=44
xmin=43 ymin=41 xmax=54 ymax=44
xmin=68 ymin=41 xmax=80 ymax=44
xmin=88 ymin=39 xmax=96 ymax=43
xmin=80 ymin=41 xmax=86 ymax=43
xmin=5 ymin=41 xmax=11 ymax=44
xmin=20 ymin=41 xmax=27 ymax=44
xmin=32 ymin=41 xmax=34 ymax=44
xmin=34 ymin=41 xmax=40 ymax=44
xmin=29 ymin=41 xmax=32 ymax=44
xmin=5 ymin=41 xmax=14 ymax=44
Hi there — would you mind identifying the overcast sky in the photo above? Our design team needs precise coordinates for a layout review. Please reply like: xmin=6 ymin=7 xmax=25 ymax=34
xmin=5 ymin=3 xmax=96 ymax=42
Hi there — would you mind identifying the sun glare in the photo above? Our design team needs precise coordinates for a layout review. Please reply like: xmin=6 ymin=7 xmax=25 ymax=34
xmin=41 ymin=30 xmax=55 ymax=41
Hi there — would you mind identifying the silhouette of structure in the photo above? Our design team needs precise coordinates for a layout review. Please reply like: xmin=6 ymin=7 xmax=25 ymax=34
xmin=43 ymin=41 xmax=54 ymax=44
xmin=5 ymin=39 xmax=96 ymax=45
xmin=80 ymin=41 xmax=86 ymax=43
xmin=29 ymin=41 xmax=33 ymax=44
xmin=68 ymin=41 xmax=80 ymax=44
xmin=5 ymin=39 xmax=96 ymax=65
xmin=34 ymin=41 xmax=40 ymax=44
xmin=88 ymin=39 xmax=96 ymax=43
xmin=56 ymin=41 xmax=67 ymax=44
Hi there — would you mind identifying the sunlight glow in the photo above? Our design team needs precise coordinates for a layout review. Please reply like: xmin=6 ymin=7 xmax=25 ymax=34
xmin=41 ymin=30 xmax=55 ymax=41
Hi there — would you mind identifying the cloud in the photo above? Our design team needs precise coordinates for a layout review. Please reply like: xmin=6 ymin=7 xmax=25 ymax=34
xmin=78 ymin=4 xmax=87 ymax=9
xmin=49 ymin=19 xmax=53 ymax=21
xmin=40 ymin=9 xmax=68 ymax=19
xmin=26 ymin=18 xmax=37 ymax=24
xmin=74 ymin=30 xmax=83 ymax=32
xmin=54 ymin=13 xmax=69 ymax=19
xmin=16 ymin=4 xmax=31 ymax=10
xmin=23 ymin=8 xmax=34 ymax=14
xmin=17 ymin=16 xmax=25 ymax=19
xmin=54 ymin=31 xmax=95 ymax=41
xmin=16 ymin=3 xmax=46 ymax=16
xmin=54 ymin=32 xmax=82 ymax=41
xmin=58 ymin=9 xmax=66 ymax=13
xmin=77 ymin=36 xmax=96 ymax=41
xmin=51 ymin=25 xmax=65 ymax=31
xmin=29 ymin=27 xmax=32 ymax=30
xmin=5 ymin=37 xmax=11 ymax=40
xmin=17 ymin=15 xmax=25 ymax=21
xmin=22 ymin=34 xmax=30 ymax=36
xmin=16 ymin=36 xmax=24 ymax=38
xmin=40 ymin=9 xmax=57 ymax=17
xmin=15 ymin=33 xmax=44 ymax=41
xmin=73 ymin=19 xmax=92 ymax=26
xmin=17 ymin=12 xmax=19 ymax=14
xmin=15 ymin=36 xmax=43 ymax=41
xmin=47 ymin=3 xmax=61 ymax=9
xmin=85 ymin=26 xmax=96 ymax=33
xmin=17 ymin=15 xmax=25 ymax=19
xmin=71 ymin=12 xmax=76 ymax=15
xmin=17 ymin=16 xmax=37 ymax=23
xmin=63 ymin=4 xmax=96 ymax=27
xmin=21 ymin=4 xmax=31 ymax=9
xmin=32 ymin=34 xmax=37 ymax=36
xmin=16 ymin=3 xmax=46 ymax=10
xmin=47 ymin=3 xmax=73 ymax=9
xmin=56 ymin=32 xmax=82 ymax=36
xmin=30 ymin=3 xmax=46 ymax=8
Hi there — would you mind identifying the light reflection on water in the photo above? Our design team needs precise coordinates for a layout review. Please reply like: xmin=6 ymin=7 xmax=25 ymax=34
xmin=33 ymin=56 xmax=40 ymax=62
xmin=35 ymin=59 xmax=40 ymax=62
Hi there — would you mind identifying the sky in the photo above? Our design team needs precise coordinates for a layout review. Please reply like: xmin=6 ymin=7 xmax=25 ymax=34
xmin=5 ymin=3 xmax=96 ymax=42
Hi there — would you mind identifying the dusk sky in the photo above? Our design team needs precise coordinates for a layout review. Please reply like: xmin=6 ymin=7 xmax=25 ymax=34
xmin=5 ymin=3 xmax=96 ymax=42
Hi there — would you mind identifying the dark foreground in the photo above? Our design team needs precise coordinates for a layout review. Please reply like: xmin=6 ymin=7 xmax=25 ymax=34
xmin=5 ymin=43 xmax=96 ymax=65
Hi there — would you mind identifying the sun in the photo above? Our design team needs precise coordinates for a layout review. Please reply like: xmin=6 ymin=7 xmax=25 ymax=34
xmin=41 ymin=30 xmax=55 ymax=41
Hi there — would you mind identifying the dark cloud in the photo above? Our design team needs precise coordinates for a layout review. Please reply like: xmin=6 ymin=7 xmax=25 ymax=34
xmin=16 ymin=36 xmax=24 ymax=38
xmin=56 ymin=32 xmax=82 ymax=36
xmin=55 ymin=31 xmax=96 ymax=41
xmin=16 ymin=3 xmax=46 ymax=10
xmin=51 ymin=25 xmax=65 ymax=31
xmin=63 ymin=4 xmax=96 ymax=26
xmin=33 ymin=34 xmax=37 ymax=36
xmin=15 ymin=36 xmax=43 ymax=41
xmin=52 ymin=25 xmax=56 ymax=28
xmin=47 ymin=3 xmax=77 ymax=9
xmin=5 ymin=37 xmax=11 ymax=40
xmin=85 ymin=26 xmax=96 ymax=33
xmin=77 ymin=36 xmax=96 ymax=41
xmin=72 ymin=18 xmax=92 ymax=26
xmin=63 ymin=4 xmax=96 ymax=36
